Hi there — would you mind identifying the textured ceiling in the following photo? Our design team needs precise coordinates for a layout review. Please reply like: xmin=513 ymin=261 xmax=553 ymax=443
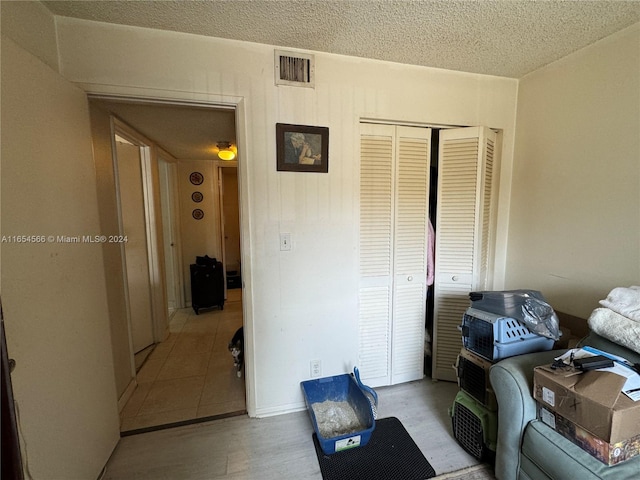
xmin=45 ymin=1 xmax=640 ymax=160
xmin=44 ymin=0 xmax=640 ymax=78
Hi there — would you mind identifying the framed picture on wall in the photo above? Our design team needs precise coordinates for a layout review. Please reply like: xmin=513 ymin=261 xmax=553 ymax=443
xmin=189 ymin=171 xmax=204 ymax=185
xmin=276 ymin=123 xmax=329 ymax=173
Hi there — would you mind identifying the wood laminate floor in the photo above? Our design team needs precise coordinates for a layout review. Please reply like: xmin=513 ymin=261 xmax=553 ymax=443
xmin=106 ymin=377 xmax=487 ymax=479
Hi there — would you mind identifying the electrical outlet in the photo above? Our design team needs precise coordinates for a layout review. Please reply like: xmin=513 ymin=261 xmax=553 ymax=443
xmin=310 ymin=359 xmax=321 ymax=378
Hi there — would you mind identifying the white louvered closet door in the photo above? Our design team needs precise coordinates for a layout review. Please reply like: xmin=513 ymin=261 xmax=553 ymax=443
xmin=432 ymin=126 xmax=496 ymax=382
xmin=359 ymin=124 xmax=431 ymax=387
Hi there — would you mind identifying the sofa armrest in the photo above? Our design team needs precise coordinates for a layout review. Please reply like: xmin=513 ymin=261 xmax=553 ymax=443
xmin=489 ymin=350 xmax=564 ymax=480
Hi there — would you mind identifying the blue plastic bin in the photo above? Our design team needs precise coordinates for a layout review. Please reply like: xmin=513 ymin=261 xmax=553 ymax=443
xmin=301 ymin=373 xmax=375 ymax=454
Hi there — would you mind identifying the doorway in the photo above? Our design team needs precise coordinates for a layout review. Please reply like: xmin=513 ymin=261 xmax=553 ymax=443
xmin=158 ymin=157 xmax=184 ymax=315
xmin=88 ymin=97 xmax=246 ymax=432
xmin=219 ymin=164 xmax=242 ymax=292
xmin=113 ymin=132 xmax=155 ymax=357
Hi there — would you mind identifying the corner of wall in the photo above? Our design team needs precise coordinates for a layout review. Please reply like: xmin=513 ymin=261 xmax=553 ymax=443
xmin=0 ymin=0 xmax=60 ymax=73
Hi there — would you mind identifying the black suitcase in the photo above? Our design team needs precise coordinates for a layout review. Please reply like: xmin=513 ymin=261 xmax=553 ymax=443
xmin=190 ymin=256 xmax=224 ymax=314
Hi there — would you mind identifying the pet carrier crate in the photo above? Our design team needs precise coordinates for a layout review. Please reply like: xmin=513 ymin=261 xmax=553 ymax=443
xmin=460 ymin=307 xmax=555 ymax=361
xmin=469 ymin=289 xmax=547 ymax=317
xmin=469 ymin=289 xmax=560 ymax=340
xmin=455 ymin=348 xmax=497 ymax=410
xmin=450 ymin=390 xmax=497 ymax=462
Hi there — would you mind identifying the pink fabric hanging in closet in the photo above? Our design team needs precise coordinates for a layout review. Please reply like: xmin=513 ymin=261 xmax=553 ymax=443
xmin=427 ymin=218 xmax=435 ymax=286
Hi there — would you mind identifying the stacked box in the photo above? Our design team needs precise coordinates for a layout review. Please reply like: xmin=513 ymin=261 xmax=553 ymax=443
xmin=537 ymin=405 xmax=640 ymax=466
xmin=533 ymin=364 xmax=640 ymax=465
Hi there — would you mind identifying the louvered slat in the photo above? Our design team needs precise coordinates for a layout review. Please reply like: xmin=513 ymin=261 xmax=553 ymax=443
xmin=479 ymin=138 xmax=494 ymax=287
xmin=360 ymin=134 xmax=393 ymax=277
xmin=391 ymin=283 xmax=426 ymax=382
xmin=395 ymin=136 xmax=429 ymax=274
xmin=359 ymin=286 xmax=392 ymax=381
xmin=359 ymin=127 xmax=394 ymax=384
xmin=359 ymin=124 xmax=431 ymax=386
xmin=391 ymin=128 xmax=430 ymax=384
xmin=432 ymin=127 xmax=496 ymax=382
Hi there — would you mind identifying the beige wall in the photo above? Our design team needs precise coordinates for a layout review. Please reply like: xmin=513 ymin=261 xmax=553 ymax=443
xmin=55 ymin=16 xmax=519 ymax=416
xmin=11 ymin=2 xmax=636 ymax=475
xmin=0 ymin=0 xmax=58 ymax=72
xmin=1 ymin=35 xmax=120 ymax=478
xmin=508 ymin=24 xmax=640 ymax=318
xmin=178 ymin=160 xmax=222 ymax=300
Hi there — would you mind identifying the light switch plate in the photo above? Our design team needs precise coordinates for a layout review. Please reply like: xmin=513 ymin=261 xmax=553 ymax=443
xmin=280 ymin=233 xmax=292 ymax=251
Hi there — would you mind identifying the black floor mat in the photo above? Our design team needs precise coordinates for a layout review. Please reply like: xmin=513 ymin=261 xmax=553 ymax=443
xmin=312 ymin=416 xmax=436 ymax=480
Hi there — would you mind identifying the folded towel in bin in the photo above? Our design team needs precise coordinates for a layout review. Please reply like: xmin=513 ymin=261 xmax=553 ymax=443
xmin=599 ymin=286 xmax=640 ymax=322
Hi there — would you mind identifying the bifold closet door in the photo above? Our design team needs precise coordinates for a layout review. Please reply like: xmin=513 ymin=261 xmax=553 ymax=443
xmin=359 ymin=124 xmax=431 ymax=387
xmin=432 ymin=126 xmax=496 ymax=382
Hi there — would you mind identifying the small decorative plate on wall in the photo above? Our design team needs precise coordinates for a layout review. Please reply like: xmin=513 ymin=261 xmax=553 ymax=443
xmin=192 ymin=208 xmax=204 ymax=220
xmin=189 ymin=172 xmax=204 ymax=185
xmin=192 ymin=191 xmax=203 ymax=203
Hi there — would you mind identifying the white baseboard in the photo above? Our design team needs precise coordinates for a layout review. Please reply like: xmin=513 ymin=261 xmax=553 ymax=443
xmin=118 ymin=379 xmax=137 ymax=413
xmin=253 ymin=401 xmax=306 ymax=418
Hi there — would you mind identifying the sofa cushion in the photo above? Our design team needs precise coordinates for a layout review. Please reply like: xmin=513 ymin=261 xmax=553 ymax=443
xmin=521 ymin=420 xmax=640 ymax=480
xmin=519 ymin=455 xmax=552 ymax=480
xmin=580 ymin=332 xmax=640 ymax=365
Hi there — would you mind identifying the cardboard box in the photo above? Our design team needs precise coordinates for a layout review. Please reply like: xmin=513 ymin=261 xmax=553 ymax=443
xmin=537 ymin=404 xmax=640 ymax=465
xmin=533 ymin=364 xmax=640 ymax=443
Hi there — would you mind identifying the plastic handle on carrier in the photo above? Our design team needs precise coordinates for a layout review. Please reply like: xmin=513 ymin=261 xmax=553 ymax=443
xmin=353 ymin=367 xmax=378 ymax=407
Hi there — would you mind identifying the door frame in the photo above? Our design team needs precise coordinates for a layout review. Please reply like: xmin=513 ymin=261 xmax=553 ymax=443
xmin=158 ymin=154 xmax=185 ymax=312
xmin=111 ymin=119 xmax=163 ymax=359
xmin=85 ymin=91 xmax=256 ymax=416
xmin=1 ymin=303 xmax=24 ymax=480
xmin=217 ymin=161 xmax=240 ymax=299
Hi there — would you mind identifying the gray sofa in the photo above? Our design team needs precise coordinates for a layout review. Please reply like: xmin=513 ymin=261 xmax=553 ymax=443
xmin=489 ymin=332 xmax=640 ymax=480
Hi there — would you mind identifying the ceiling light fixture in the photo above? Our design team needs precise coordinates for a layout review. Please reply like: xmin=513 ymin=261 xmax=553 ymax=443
xmin=217 ymin=142 xmax=236 ymax=161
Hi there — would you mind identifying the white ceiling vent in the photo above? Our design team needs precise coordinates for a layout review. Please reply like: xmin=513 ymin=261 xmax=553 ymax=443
xmin=275 ymin=50 xmax=315 ymax=88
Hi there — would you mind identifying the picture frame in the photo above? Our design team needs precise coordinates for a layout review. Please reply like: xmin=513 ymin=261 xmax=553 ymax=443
xmin=276 ymin=123 xmax=329 ymax=173
xmin=189 ymin=171 xmax=204 ymax=185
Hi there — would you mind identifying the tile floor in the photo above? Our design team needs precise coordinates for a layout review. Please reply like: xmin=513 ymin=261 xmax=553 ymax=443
xmin=120 ymin=289 xmax=245 ymax=432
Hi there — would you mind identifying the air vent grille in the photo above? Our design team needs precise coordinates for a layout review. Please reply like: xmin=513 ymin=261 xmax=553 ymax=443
xmin=275 ymin=50 xmax=315 ymax=88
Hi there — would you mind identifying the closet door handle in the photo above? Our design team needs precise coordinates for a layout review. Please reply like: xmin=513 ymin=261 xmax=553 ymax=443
xmin=407 ymin=276 xmax=413 ymax=281
xmin=451 ymin=275 xmax=459 ymax=281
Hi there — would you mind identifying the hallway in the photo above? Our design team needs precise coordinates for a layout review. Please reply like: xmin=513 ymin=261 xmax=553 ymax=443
xmin=120 ymin=290 xmax=245 ymax=433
